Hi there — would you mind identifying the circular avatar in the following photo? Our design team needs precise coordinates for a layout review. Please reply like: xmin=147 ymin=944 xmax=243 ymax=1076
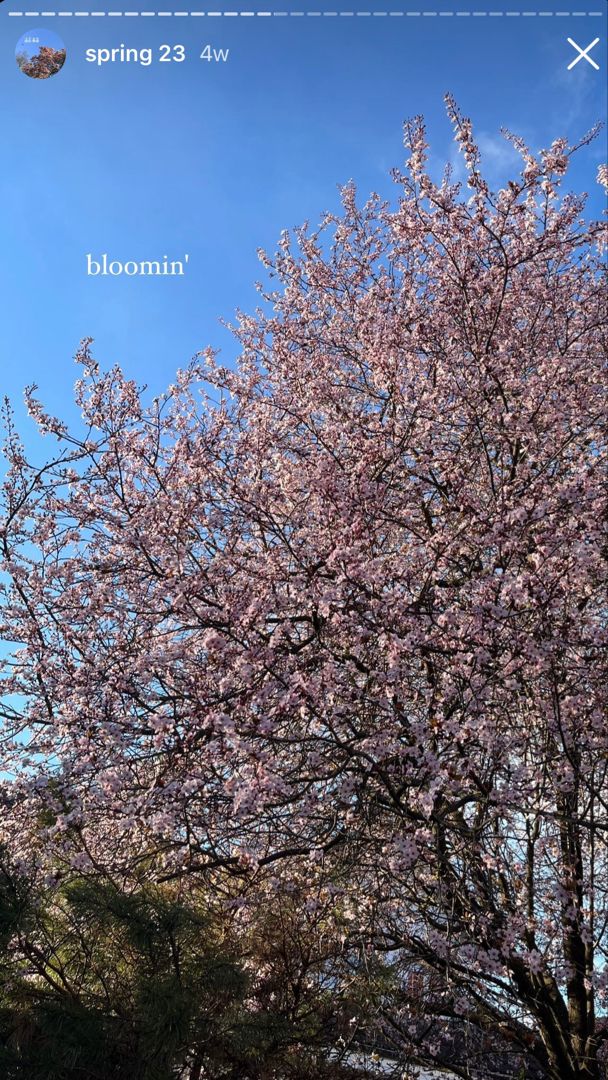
xmin=16 ymin=29 xmax=66 ymax=79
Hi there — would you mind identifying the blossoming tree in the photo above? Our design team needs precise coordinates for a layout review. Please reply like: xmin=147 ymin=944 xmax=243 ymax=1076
xmin=1 ymin=99 xmax=607 ymax=1079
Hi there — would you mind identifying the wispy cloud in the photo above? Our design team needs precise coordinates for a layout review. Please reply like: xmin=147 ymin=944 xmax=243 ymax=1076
xmin=430 ymin=130 xmax=524 ymax=191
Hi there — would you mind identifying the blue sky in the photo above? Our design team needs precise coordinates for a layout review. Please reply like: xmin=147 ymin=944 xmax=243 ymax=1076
xmin=0 ymin=4 xmax=606 ymax=436
xmin=15 ymin=28 xmax=66 ymax=58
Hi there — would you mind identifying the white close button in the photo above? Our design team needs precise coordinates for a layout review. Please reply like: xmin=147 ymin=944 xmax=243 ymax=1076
xmin=567 ymin=37 xmax=600 ymax=71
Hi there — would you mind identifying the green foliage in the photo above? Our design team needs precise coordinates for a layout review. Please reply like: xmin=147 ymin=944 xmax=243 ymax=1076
xmin=0 ymin=864 xmax=352 ymax=1079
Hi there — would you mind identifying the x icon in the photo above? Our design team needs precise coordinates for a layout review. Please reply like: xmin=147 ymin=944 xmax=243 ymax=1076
xmin=567 ymin=37 xmax=600 ymax=71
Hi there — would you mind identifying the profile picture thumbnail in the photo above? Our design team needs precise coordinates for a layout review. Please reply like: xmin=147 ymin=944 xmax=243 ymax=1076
xmin=16 ymin=29 xmax=66 ymax=79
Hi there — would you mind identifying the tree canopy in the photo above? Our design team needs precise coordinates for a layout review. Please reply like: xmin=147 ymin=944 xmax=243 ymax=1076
xmin=1 ymin=98 xmax=607 ymax=1079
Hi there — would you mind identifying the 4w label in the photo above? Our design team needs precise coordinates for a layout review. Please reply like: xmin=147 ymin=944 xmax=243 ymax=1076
xmin=200 ymin=45 xmax=230 ymax=63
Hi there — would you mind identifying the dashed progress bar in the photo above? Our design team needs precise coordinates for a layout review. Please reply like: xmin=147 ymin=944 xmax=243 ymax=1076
xmin=6 ymin=8 xmax=607 ymax=15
